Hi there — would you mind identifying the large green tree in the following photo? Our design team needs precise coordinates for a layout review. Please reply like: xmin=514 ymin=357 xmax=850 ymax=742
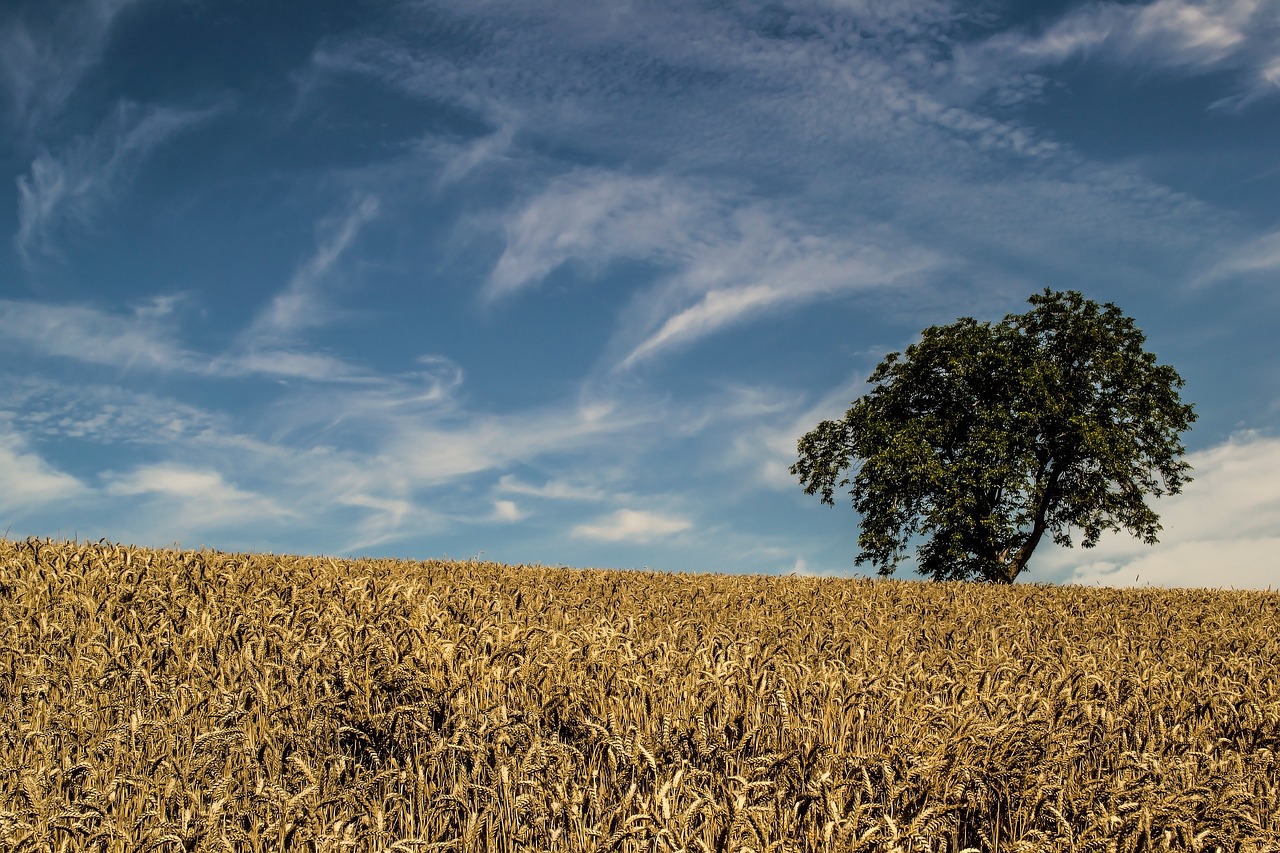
xmin=792 ymin=289 xmax=1197 ymax=584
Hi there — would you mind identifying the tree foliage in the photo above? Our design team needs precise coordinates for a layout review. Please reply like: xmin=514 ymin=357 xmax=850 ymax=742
xmin=792 ymin=289 xmax=1197 ymax=583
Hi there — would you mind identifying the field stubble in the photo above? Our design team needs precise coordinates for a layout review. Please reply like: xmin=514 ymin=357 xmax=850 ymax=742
xmin=1 ymin=537 xmax=1278 ymax=851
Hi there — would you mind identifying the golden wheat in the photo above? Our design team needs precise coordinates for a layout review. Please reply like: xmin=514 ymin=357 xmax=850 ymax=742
xmin=1 ymin=537 xmax=1277 ymax=851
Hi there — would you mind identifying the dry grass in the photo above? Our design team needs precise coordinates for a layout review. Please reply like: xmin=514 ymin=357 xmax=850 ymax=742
xmin=1 ymin=537 xmax=1277 ymax=851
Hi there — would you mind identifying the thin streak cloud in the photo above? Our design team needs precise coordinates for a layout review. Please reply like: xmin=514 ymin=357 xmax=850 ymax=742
xmin=15 ymin=99 xmax=226 ymax=264
xmin=1195 ymin=229 xmax=1280 ymax=285
xmin=0 ymin=0 xmax=140 ymax=133
xmin=247 ymin=195 xmax=381 ymax=339
xmin=620 ymin=236 xmax=939 ymax=369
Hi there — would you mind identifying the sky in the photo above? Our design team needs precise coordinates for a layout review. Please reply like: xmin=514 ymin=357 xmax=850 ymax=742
xmin=1 ymin=0 xmax=1277 ymax=590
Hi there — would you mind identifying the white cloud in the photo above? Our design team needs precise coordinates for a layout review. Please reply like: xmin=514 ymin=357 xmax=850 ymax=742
xmin=492 ymin=500 xmax=523 ymax=522
xmin=956 ymin=0 xmax=1280 ymax=109
xmin=0 ymin=0 xmax=139 ymax=132
xmin=103 ymin=464 xmax=298 ymax=529
xmin=1195 ymin=229 xmax=1280 ymax=285
xmin=0 ymin=375 xmax=224 ymax=446
xmin=1039 ymin=433 xmax=1280 ymax=590
xmin=213 ymin=349 xmax=375 ymax=383
xmin=722 ymin=375 xmax=871 ymax=490
xmin=620 ymin=218 xmax=940 ymax=368
xmin=485 ymin=169 xmax=942 ymax=370
xmin=1264 ymin=54 xmax=1280 ymax=86
xmin=385 ymin=399 xmax=648 ymax=486
xmin=435 ymin=121 xmax=516 ymax=187
xmin=246 ymin=194 xmax=380 ymax=338
xmin=0 ymin=297 xmax=396 ymax=385
xmin=496 ymin=474 xmax=606 ymax=501
xmin=0 ymin=349 xmax=658 ymax=553
xmin=785 ymin=555 xmax=854 ymax=579
xmin=487 ymin=171 xmax=713 ymax=299
xmin=625 ymin=285 xmax=783 ymax=368
xmin=15 ymin=99 xmax=225 ymax=263
xmin=335 ymin=492 xmax=447 ymax=551
xmin=571 ymin=508 xmax=692 ymax=542
xmin=0 ymin=428 xmax=87 ymax=514
xmin=312 ymin=0 xmax=1226 ymax=314
xmin=0 ymin=298 xmax=198 ymax=372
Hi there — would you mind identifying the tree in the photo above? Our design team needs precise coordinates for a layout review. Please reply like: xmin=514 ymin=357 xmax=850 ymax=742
xmin=791 ymin=289 xmax=1196 ymax=584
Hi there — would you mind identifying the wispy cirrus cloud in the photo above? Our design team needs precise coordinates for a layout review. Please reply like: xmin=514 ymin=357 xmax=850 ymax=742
xmin=309 ymin=0 xmax=1053 ymax=176
xmin=1194 ymin=228 xmax=1280 ymax=285
xmin=0 ymin=296 xmax=199 ymax=372
xmin=3 ymin=359 xmax=662 ymax=553
xmin=246 ymin=194 xmax=381 ymax=339
xmin=381 ymin=399 xmax=648 ymax=488
xmin=484 ymin=169 xmax=941 ymax=369
xmin=264 ymin=393 xmax=658 ymax=547
xmin=496 ymin=474 xmax=606 ymax=502
xmin=486 ymin=172 xmax=715 ymax=300
xmin=0 ymin=0 xmax=140 ymax=134
xmin=954 ymin=0 xmax=1280 ymax=109
xmin=619 ymin=220 xmax=940 ymax=368
xmin=312 ymin=2 xmax=1222 ymax=374
xmin=15 ymin=99 xmax=226 ymax=264
xmin=0 ymin=296 xmax=390 ymax=385
xmin=718 ymin=378 xmax=870 ymax=492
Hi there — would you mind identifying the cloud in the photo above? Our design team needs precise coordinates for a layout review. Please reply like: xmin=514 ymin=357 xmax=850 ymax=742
xmin=719 ymin=375 xmax=872 ymax=491
xmin=334 ymin=492 xmax=446 ymax=551
xmin=435 ymin=121 xmax=517 ymax=187
xmin=955 ymin=0 xmax=1280 ymax=109
xmin=213 ymin=349 xmax=378 ymax=383
xmin=0 ymin=0 xmax=139 ymax=133
xmin=383 ymin=398 xmax=648 ymax=487
xmin=320 ymin=0 xmax=1059 ymax=171
xmin=15 ymin=99 xmax=225 ymax=264
xmin=785 ymin=555 xmax=851 ymax=579
xmin=1039 ymin=433 xmax=1280 ymax=590
xmin=618 ymin=216 xmax=940 ymax=368
xmin=0 ymin=375 xmax=232 ymax=448
xmin=487 ymin=171 xmax=714 ymax=300
xmin=0 ymin=296 xmax=398 ymax=385
xmin=0 ymin=298 xmax=199 ymax=372
xmin=1195 ymin=228 xmax=1280 ymax=285
xmin=246 ymin=194 xmax=381 ymax=338
xmin=492 ymin=500 xmax=523 ymax=522
xmin=496 ymin=474 xmax=606 ymax=501
xmin=571 ymin=508 xmax=692 ymax=543
xmin=313 ymin=0 xmax=1226 ymax=309
xmin=0 ymin=428 xmax=87 ymax=514
xmin=483 ymin=168 xmax=944 ymax=369
xmin=103 ymin=464 xmax=298 ymax=529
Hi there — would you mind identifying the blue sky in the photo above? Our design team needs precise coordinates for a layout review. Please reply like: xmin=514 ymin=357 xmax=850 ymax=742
xmin=1 ymin=0 xmax=1277 ymax=589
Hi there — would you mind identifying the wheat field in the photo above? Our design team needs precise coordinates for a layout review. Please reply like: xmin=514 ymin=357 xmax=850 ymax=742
xmin=1 ymin=537 xmax=1277 ymax=851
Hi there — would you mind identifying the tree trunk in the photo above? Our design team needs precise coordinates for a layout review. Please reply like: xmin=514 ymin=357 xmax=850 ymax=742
xmin=994 ymin=469 xmax=1059 ymax=583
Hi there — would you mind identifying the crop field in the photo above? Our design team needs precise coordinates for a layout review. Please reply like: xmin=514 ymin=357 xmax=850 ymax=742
xmin=1 ymin=538 xmax=1278 ymax=851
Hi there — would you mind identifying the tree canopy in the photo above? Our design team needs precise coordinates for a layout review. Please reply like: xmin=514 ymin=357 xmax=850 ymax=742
xmin=791 ymin=289 xmax=1197 ymax=584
